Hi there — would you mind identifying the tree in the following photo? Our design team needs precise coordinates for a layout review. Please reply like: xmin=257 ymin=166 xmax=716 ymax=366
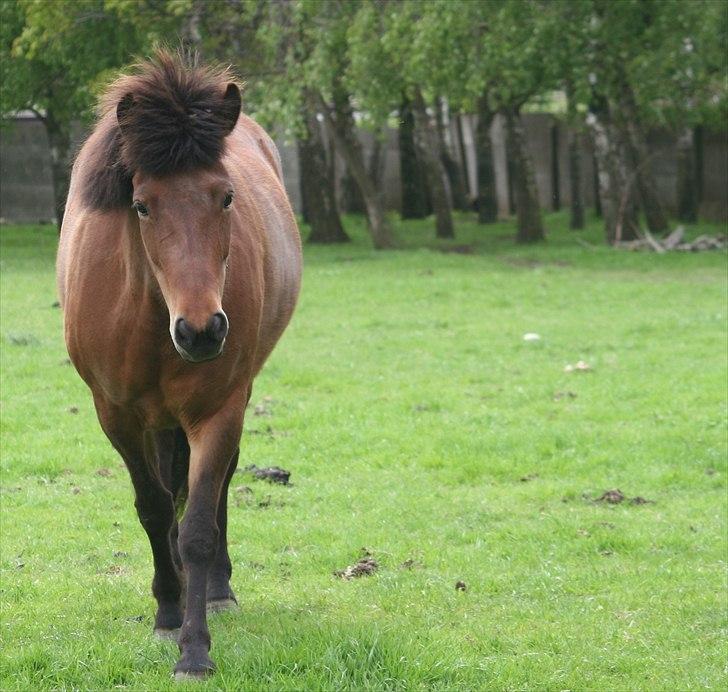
xmin=298 ymin=92 xmax=349 ymax=243
xmin=248 ymin=0 xmax=396 ymax=248
xmin=347 ymin=0 xmax=456 ymax=239
xmin=0 ymin=0 xmax=144 ymax=227
xmin=399 ymin=95 xmax=429 ymax=219
xmin=478 ymin=1 xmax=560 ymax=242
xmin=558 ymin=0 xmax=726 ymax=241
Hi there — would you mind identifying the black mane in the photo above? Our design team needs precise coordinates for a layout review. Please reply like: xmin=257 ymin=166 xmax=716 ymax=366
xmin=81 ymin=50 xmax=241 ymax=211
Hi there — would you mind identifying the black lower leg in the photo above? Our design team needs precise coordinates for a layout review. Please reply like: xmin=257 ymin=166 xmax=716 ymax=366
xmin=207 ymin=449 xmax=239 ymax=604
xmin=175 ymin=504 xmax=218 ymax=677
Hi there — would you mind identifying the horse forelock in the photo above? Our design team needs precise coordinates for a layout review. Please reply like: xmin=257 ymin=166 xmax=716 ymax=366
xmin=80 ymin=49 xmax=241 ymax=211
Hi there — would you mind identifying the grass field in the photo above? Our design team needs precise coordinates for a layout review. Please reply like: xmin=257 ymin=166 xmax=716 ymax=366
xmin=1 ymin=212 xmax=726 ymax=690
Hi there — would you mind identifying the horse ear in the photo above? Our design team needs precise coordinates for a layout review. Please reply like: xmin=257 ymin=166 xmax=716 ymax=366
xmin=220 ymin=83 xmax=241 ymax=134
xmin=116 ymin=93 xmax=135 ymax=132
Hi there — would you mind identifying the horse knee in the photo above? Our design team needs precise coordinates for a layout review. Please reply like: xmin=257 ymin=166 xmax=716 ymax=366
xmin=179 ymin=515 xmax=219 ymax=565
xmin=135 ymin=493 xmax=175 ymax=535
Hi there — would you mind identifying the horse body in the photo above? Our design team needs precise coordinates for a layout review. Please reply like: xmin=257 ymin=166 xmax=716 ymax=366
xmin=56 ymin=52 xmax=301 ymax=678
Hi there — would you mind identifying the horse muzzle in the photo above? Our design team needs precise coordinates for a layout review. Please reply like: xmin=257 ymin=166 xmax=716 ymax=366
xmin=172 ymin=312 xmax=228 ymax=363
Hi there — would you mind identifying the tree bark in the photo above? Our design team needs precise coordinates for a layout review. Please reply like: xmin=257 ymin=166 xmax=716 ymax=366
xmin=568 ymin=129 xmax=585 ymax=229
xmin=298 ymin=98 xmax=349 ymax=243
xmin=694 ymin=125 xmax=703 ymax=205
xmin=475 ymin=96 xmax=497 ymax=223
xmin=454 ymin=113 xmax=471 ymax=203
xmin=586 ymin=107 xmax=640 ymax=244
xmin=614 ymin=80 xmax=668 ymax=233
xmin=503 ymin=108 xmax=545 ymax=243
xmin=398 ymin=96 xmax=429 ymax=219
xmin=368 ymin=127 xmax=387 ymax=196
xmin=676 ymin=127 xmax=698 ymax=223
xmin=551 ymin=123 xmax=561 ymax=211
xmin=43 ymin=111 xmax=72 ymax=230
xmin=318 ymin=90 xmax=395 ymax=249
xmin=565 ymin=85 xmax=584 ymax=229
xmin=592 ymin=149 xmax=602 ymax=218
xmin=411 ymin=90 xmax=454 ymax=239
xmin=506 ymin=153 xmax=516 ymax=216
xmin=435 ymin=98 xmax=468 ymax=211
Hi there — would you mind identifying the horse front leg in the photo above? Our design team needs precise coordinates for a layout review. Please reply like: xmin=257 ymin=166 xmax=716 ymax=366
xmin=206 ymin=448 xmax=239 ymax=610
xmin=94 ymin=400 xmax=185 ymax=637
xmin=174 ymin=407 xmax=243 ymax=679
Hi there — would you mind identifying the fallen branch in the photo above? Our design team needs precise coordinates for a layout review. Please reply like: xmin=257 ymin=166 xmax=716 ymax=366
xmin=615 ymin=231 xmax=726 ymax=253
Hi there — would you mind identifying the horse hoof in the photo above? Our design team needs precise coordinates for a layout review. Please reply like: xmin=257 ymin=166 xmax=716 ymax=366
xmin=154 ymin=628 xmax=180 ymax=641
xmin=174 ymin=657 xmax=215 ymax=681
xmin=173 ymin=670 xmax=210 ymax=682
xmin=206 ymin=598 xmax=238 ymax=613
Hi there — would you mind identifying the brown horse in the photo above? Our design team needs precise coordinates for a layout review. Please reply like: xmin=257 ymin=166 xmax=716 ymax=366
xmin=56 ymin=51 xmax=302 ymax=679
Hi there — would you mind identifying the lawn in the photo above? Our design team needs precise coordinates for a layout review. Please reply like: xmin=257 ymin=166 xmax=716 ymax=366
xmin=1 ymin=212 xmax=726 ymax=690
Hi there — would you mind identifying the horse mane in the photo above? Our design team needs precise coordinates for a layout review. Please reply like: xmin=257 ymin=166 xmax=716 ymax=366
xmin=81 ymin=49 xmax=241 ymax=211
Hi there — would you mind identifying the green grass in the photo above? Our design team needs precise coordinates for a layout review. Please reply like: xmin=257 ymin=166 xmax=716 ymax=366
xmin=1 ymin=211 xmax=727 ymax=690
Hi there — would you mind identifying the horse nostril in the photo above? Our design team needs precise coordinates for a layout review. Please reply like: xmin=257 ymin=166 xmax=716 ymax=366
xmin=174 ymin=317 xmax=195 ymax=348
xmin=207 ymin=312 xmax=229 ymax=343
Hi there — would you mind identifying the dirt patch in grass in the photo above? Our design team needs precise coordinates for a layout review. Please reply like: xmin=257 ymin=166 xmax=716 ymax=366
xmin=243 ymin=464 xmax=291 ymax=485
xmin=594 ymin=489 xmax=653 ymax=505
xmin=335 ymin=550 xmax=379 ymax=579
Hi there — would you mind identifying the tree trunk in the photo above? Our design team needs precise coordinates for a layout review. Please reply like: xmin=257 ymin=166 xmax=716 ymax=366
xmin=475 ymin=96 xmax=497 ymax=223
xmin=568 ymin=129 xmax=585 ymax=229
xmin=503 ymin=108 xmax=544 ymax=243
xmin=44 ymin=112 xmax=72 ymax=230
xmin=676 ymin=128 xmax=697 ymax=223
xmin=369 ymin=128 xmax=387 ymax=196
xmin=592 ymin=149 xmax=602 ymax=218
xmin=411 ymin=90 xmax=454 ymax=239
xmin=506 ymin=154 xmax=516 ymax=216
xmin=586 ymin=107 xmax=640 ymax=244
xmin=341 ymin=169 xmax=366 ymax=214
xmin=694 ymin=125 xmax=703 ymax=205
xmin=299 ymin=98 xmax=349 ymax=244
xmin=614 ymin=80 xmax=668 ymax=233
xmin=318 ymin=91 xmax=395 ymax=249
xmin=435 ymin=98 xmax=468 ymax=211
xmin=551 ymin=123 xmax=561 ymax=211
xmin=399 ymin=96 xmax=429 ymax=219
xmin=454 ymin=113 xmax=471 ymax=202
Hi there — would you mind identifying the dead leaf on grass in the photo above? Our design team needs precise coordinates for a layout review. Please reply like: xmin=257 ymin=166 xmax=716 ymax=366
xmin=553 ymin=391 xmax=577 ymax=401
xmin=96 ymin=468 xmax=112 ymax=477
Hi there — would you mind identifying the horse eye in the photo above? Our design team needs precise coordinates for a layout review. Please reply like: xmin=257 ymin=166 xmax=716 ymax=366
xmin=223 ymin=193 xmax=233 ymax=210
xmin=133 ymin=201 xmax=149 ymax=217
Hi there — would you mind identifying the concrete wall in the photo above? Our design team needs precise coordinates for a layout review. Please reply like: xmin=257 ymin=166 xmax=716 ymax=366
xmin=1 ymin=113 xmax=726 ymax=224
